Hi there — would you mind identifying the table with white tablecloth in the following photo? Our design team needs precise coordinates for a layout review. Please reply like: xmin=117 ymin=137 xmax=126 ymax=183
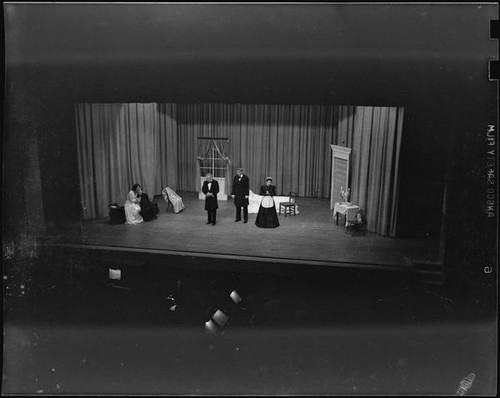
xmin=248 ymin=190 xmax=299 ymax=214
xmin=333 ymin=202 xmax=359 ymax=226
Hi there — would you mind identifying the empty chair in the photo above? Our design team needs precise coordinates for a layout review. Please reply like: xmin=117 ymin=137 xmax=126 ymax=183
xmin=162 ymin=189 xmax=174 ymax=213
xmin=346 ymin=209 xmax=367 ymax=236
xmin=279 ymin=191 xmax=298 ymax=217
xmin=162 ymin=187 xmax=185 ymax=213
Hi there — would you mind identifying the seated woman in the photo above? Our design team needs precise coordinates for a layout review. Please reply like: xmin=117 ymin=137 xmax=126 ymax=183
xmin=255 ymin=177 xmax=280 ymax=229
xmin=124 ymin=184 xmax=144 ymax=225
xmin=139 ymin=188 xmax=159 ymax=222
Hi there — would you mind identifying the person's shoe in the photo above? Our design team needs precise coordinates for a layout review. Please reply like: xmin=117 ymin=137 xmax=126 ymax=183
xmin=235 ymin=219 xmax=241 ymax=222
xmin=207 ymin=221 xmax=211 ymax=224
xmin=243 ymin=220 xmax=248 ymax=223
xmin=212 ymin=222 xmax=216 ymax=226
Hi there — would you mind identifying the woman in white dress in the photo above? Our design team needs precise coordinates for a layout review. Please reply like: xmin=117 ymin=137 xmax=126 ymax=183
xmin=124 ymin=184 xmax=144 ymax=224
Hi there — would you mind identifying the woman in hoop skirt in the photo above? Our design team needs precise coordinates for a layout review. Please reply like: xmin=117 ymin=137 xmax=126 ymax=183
xmin=255 ymin=177 xmax=280 ymax=228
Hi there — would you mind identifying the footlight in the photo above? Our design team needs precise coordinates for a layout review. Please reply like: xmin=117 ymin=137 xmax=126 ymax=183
xmin=204 ymin=319 xmax=218 ymax=334
xmin=230 ymin=290 xmax=247 ymax=310
xmin=108 ymin=268 xmax=121 ymax=280
xmin=230 ymin=290 xmax=242 ymax=304
xmin=212 ymin=309 xmax=228 ymax=327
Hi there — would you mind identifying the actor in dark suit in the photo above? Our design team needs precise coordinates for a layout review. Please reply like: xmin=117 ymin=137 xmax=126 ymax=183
xmin=202 ymin=173 xmax=219 ymax=226
xmin=231 ymin=167 xmax=250 ymax=223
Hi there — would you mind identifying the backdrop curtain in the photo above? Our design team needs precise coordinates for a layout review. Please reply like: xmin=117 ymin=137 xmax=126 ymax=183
xmin=346 ymin=106 xmax=404 ymax=237
xmin=175 ymin=103 xmax=340 ymax=197
xmin=76 ymin=102 xmax=403 ymax=237
xmin=75 ymin=103 xmax=177 ymax=219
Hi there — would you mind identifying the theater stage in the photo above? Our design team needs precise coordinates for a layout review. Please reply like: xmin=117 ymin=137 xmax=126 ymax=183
xmin=44 ymin=193 xmax=440 ymax=273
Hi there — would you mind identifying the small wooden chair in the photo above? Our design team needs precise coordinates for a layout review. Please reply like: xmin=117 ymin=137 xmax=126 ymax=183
xmin=279 ymin=192 xmax=297 ymax=217
xmin=346 ymin=210 xmax=367 ymax=236
xmin=161 ymin=187 xmax=185 ymax=213
xmin=161 ymin=188 xmax=174 ymax=213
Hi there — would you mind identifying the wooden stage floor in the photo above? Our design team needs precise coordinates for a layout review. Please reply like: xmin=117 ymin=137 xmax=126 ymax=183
xmin=48 ymin=193 xmax=440 ymax=272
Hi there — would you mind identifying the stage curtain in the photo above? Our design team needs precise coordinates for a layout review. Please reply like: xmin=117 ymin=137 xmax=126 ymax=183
xmin=175 ymin=103 xmax=340 ymax=197
xmin=75 ymin=103 xmax=178 ymax=219
xmin=346 ymin=106 xmax=404 ymax=237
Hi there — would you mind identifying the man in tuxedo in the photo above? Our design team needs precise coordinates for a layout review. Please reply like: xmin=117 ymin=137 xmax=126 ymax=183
xmin=202 ymin=172 xmax=219 ymax=226
xmin=231 ymin=167 xmax=250 ymax=223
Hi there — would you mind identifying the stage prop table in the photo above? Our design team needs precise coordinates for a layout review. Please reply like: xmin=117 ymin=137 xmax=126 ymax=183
xmin=248 ymin=191 xmax=299 ymax=214
xmin=333 ymin=202 xmax=359 ymax=226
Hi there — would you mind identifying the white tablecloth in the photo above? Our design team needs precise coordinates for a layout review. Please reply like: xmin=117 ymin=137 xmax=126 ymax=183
xmin=248 ymin=190 xmax=299 ymax=214
xmin=333 ymin=202 xmax=359 ymax=225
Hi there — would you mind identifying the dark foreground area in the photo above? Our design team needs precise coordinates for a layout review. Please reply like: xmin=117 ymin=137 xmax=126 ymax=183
xmin=2 ymin=247 xmax=497 ymax=395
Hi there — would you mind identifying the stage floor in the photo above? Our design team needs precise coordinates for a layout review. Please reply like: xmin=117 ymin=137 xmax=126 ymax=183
xmin=47 ymin=193 xmax=440 ymax=271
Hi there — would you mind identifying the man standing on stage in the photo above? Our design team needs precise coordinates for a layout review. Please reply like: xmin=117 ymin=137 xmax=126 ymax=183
xmin=202 ymin=172 xmax=219 ymax=226
xmin=231 ymin=167 xmax=250 ymax=223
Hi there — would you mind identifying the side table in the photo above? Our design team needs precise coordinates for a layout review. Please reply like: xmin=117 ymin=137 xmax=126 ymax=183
xmin=333 ymin=202 xmax=360 ymax=226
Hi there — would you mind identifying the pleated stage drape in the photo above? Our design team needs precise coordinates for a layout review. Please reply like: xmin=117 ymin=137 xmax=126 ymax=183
xmin=176 ymin=104 xmax=340 ymax=198
xmin=75 ymin=103 xmax=178 ymax=220
xmin=347 ymin=107 xmax=404 ymax=237
xmin=75 ymin=103 xmax=403 ymax=237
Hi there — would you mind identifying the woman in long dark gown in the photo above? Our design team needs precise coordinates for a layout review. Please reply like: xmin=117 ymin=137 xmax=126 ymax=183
xmin=255 ymin=177 xmax=280 ymax=228
xmin=138 ymin=186 xmax=159 ymax=222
